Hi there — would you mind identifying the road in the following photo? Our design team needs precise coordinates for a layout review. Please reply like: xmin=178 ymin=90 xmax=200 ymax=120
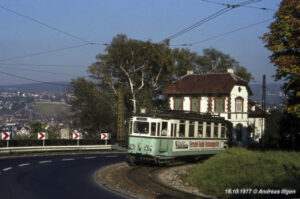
xmin=0 ymin=153 xmax=126 ymax=199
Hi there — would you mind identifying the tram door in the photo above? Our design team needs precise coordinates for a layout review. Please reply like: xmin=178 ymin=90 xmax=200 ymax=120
xmin=159 ymin=121 xmax=169 ymax=152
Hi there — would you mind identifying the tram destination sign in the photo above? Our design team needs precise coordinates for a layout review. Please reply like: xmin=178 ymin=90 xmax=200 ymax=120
xmin=173 ymin=140 xmax=223 ymax=151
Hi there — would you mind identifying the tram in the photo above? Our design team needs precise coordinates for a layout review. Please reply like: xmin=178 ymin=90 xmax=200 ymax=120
xmin=126 ymin=110 xmax=232 ymax=165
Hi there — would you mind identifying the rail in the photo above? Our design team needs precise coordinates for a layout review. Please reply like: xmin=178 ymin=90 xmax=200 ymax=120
xmin=0 ymin=144 xmax=127 ymax=154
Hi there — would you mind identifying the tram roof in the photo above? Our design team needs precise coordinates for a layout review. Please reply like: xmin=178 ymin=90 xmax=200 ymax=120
xmin=133 ymin=110 xmax=230 ymax=123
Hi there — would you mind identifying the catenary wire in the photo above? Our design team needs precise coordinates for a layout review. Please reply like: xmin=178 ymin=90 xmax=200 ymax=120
xmin=163 ymin=0 xmax=261 ymax=42
xmin=170 ymin=18 xmax=273 ymax=47
xmin=0 ymin=43 xmax=92 ymax=62
xmin=0 ymin=70 xmax=70 ymax=87
xmin=0 ymin=4 xmax=102 ymax=44
xmin=201 ymin=0 xmax=276 ymax=11
xmin=0 ymin=63 xmax=88 ymax=68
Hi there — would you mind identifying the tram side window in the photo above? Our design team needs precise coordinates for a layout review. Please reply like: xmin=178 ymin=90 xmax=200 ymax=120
xmin=189 ymin=121 xmax=195 ymax=137
xmin=157 ymin=123 xmax=160 ymax=136
xmin=206 ymin=123 xmax=211 ymax=138
xmin=151 ymin=123 xmax=156 ymax=136
xmin=161 ymin=122 xmax=168 ymax=136
xmin=129 ymin=121 xmax=133 ymax=135
xmin=214 ymin=123 xmax=218 ymax=138
xmin=221 ymin=124 xmax=226 ymax=138
xmin=179 ymin=121 xmax=185 ymax=137
xmin=134 ymin=122 xmax=149 ymax=134
xmin=198 ymin=122 xmax=203 ymax=137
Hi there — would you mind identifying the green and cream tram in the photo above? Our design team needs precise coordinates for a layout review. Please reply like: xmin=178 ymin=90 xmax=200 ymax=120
xmin=126 ymin=110 xmax=232 ymax=165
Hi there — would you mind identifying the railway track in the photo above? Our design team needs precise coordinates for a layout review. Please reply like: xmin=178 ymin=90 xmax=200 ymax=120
xmin=126 ymin=165 xmax=207 ymax=199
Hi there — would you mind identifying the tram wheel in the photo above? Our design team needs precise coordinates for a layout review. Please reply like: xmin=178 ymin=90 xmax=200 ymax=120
xmin=126 ymin=155 xmax=136 ymax=166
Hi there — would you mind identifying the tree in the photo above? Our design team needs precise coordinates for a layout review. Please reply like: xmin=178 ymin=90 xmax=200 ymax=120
xmin=261 ymin=0 xmax=300 ymax=117
xmin=197 ymin=48 xmax=254 ymax=82
xmin=88 ymin=34 xmax=174 ymax=113
xmin=70 ymin=77 xmax=117 ymax=138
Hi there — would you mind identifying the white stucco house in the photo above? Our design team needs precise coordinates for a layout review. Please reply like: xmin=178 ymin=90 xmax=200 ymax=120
xmin=164 ymin=70 xmax=267 ymax=145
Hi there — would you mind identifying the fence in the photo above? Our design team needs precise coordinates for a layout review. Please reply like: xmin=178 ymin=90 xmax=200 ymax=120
xmin=0 ymin=144 xmax=127 ymax=154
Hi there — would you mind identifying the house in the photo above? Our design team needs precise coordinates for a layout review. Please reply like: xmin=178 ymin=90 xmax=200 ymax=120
xmin=164 ymin=70 xmax=267 ymax=145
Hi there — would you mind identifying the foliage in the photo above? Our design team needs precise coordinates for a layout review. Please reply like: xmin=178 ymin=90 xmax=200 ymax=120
xmin=70 ymin=78 xmax=117 ymax=138
xmin=28 ymin=120 xmax=60 ymax=140
xmin=261 ymin=0 xmax=300 ymax=117
xmin=88 ymin=34 xmax=174 ymax=113
xmin=185 ymin=148 xmax=300 ymax=198
xmin=198 ymin=48 xmax=254 ymax=82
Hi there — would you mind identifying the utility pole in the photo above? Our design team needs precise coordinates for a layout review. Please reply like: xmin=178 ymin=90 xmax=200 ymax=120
xmin=117 ymin=85 xmax=125 ymax=144
xmin=261 ymin=74 xmax=266 ymax=144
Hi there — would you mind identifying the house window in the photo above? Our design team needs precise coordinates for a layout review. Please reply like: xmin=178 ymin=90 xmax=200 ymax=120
xmin=174 ymin=98 xmax=183 ymax=110
xmin=215 ymin=97 xmax=224 ymax=113
xmin=235 ymin=97 xmax=243 ymax=112
xmin=191 ymin=98 xmax=199 ymax=112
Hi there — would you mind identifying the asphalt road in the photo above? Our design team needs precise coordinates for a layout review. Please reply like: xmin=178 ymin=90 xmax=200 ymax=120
xmin=0 ymin=153 xmax=126 ymax=199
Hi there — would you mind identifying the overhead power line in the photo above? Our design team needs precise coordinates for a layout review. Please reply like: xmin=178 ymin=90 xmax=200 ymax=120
xmin=0 ymin=4 xmax=104 ymax=45
xmin=170 ymin=18 xmax=273 ymax=47
xmin=163 ymin=0 xmax=261 ymax=42
xmin=0 ymin=65 xmax=78 ymax=76
xmin=0 ymin=43 xmax=92 ymax=62
xmin=201 ymin=0 xmax=276 ymax=11
xmin=0 ymin=70 xmax=70 ymax=87
xmin=0 ymin=63 xmax=88 ymax=68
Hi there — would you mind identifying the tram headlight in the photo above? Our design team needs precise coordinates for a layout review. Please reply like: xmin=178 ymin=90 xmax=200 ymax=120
xmin=144 ymin=145 xmax=149 ymax=151
xmin=129 ymin=144 xmax=135 ymax=150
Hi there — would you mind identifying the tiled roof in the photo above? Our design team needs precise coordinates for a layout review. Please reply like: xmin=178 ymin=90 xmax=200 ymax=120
xmin=164 ymin=73 xmax=253 ymax=95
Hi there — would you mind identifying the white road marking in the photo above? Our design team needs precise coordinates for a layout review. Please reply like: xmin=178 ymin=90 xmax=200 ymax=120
xmin=84 ymin=156 xmax=96 ymax=159
xmin=39 ymin=160 xmax=52 ymax=164
xmin=3 ymin=167 xmax=12 ymax=171
xmin=61 ymin=158 xmax=74 ymax=161
xmin=105 ymin=155 xmax=119 ymax=158
xmin=18 ymin=163 xmax=31 ymax=167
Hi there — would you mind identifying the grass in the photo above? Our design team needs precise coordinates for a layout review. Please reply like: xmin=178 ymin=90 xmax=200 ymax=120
xmin=184 ymin=147 xmax=300 ymax=198
xmin=33 ymin=102 xmax=69 ymax=116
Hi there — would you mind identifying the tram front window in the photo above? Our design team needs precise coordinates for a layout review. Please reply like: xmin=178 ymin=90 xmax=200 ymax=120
xmin=134 ymin=122 xmax=149 ymax=134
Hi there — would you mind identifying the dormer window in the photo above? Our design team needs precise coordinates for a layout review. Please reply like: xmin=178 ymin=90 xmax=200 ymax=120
xmin=174 ymin=97 xmax=183 ymax=111
xmin=215 ymin=97 xmax=225 ymax=113
xmin=235 ymin=97 xmax=244 ymax=112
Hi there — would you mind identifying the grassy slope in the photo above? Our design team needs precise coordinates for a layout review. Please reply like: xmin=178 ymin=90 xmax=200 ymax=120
xmin=33 ymin=103 xmax=69 ymax=116
xmin=185 ymin=148 xmax=300 ymax=198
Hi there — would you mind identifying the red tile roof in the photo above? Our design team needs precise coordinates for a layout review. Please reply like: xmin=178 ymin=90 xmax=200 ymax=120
xmin=164 ymin=73 xmax=253 ymax=95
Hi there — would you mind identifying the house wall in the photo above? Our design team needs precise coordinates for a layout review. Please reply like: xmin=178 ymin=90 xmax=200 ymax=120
xmin=168 ymin=85 xmax=252 ymax=144
xmin=248 ymin=117 xmax=265 ymax=142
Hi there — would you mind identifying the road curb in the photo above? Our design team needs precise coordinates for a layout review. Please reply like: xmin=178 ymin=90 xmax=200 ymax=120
xmin=93 ymin=167 xmax=142 ymax=199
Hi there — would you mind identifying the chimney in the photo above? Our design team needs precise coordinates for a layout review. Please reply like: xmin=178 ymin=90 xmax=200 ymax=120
xmin=187 ymin=70 xmax=194 ymax=75
xmin=227 ymin=68 xmax=234 ymax=74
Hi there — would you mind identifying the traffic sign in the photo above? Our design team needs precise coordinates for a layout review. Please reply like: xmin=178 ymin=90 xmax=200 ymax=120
xmin=101 ymin=133 xmax=111 ymax=140
xmin=38 ymin=132 xmax=48 ymax=140
xmin=73 ymin=131 xmax=82 ymax=140
xmin=1 ymin=132 xmax=11 ymax=141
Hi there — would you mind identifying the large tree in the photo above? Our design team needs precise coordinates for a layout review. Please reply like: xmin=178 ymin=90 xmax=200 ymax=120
xmin=70 ymin=78 xmax=116 ymax=138
xmin=88 ymin=34 xmax=174 ymax=113
xmin=197 ymin=48 xmax=254 ymax=82
xmin=261 ymin=0 xmax=300 ymax=117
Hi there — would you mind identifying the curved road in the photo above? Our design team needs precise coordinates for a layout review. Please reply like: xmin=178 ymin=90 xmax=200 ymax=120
xmin=0 ymin=153 xmax=126 ymax=199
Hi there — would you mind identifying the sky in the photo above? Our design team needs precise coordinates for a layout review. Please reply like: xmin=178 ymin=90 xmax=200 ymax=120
xmin=0 ymin=0 xmax=282 ymax=86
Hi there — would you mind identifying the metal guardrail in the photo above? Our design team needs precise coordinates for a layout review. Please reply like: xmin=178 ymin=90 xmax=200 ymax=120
xmin=0 ymin=144 xmax=127 ymax=154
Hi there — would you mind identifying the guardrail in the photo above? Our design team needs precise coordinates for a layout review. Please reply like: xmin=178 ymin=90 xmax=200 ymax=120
xmin=0 ymin=144 xmax=127 ymax=154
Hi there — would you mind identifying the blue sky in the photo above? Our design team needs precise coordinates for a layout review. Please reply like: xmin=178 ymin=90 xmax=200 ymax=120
xmin=0 ymin=0 xmax=281 ymax=85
